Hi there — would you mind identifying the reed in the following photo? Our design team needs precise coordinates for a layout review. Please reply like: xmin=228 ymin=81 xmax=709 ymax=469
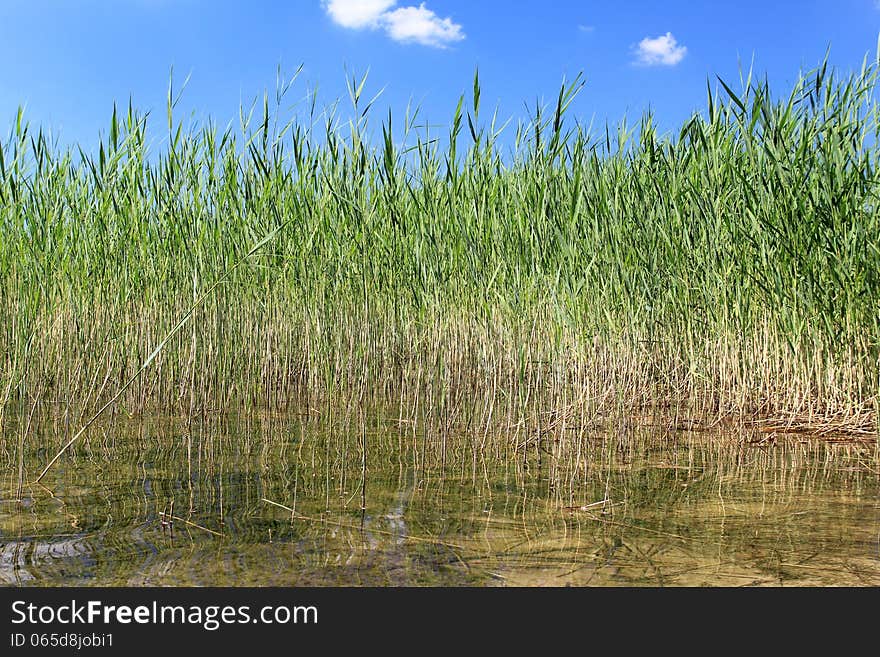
xmin=1 ymin=56 xmax=879 ymax=437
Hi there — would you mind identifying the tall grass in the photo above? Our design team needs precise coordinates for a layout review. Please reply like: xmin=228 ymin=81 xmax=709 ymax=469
xmin=1 ymin=57 xmax=879 ymax=437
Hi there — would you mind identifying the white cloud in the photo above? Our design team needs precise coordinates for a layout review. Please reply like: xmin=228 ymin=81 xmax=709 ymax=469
xmin=322 ymin=1 xmax=465 ymax=48
xmin=634 ymin=32 xmax=687 ymax=66
xmin=383 ymin=4 xmax=464 ymax=47
xmin=323 ymin=0 xmax=396 ymax=29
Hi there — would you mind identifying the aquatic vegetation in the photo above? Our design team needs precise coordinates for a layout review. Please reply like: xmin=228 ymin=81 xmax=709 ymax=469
xmin=1 ymin=58 xmax=879 ymax=436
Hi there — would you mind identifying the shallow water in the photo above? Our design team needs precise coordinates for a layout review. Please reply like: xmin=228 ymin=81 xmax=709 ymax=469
xmin=1 ymin=415 xmax=878 ymax=586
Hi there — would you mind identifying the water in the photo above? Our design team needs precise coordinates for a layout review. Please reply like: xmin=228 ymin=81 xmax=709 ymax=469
xmin=2 ymin=414 xmax=878 ymax=586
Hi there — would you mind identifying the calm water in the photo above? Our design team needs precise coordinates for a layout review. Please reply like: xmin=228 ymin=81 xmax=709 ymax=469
xmin=2 ymin=415 xmax=878 ymax=586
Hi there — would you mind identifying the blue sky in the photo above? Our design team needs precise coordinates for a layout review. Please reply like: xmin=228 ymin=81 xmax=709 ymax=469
xmin=3 ymin=1 xmax=880 ymax=149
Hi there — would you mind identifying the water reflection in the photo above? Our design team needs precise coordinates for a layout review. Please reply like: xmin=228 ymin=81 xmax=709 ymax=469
xmin=1 ymin=415 xmax=877 ymax=586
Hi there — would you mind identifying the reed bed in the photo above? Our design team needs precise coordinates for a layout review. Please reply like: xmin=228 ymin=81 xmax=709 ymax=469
xmin=1 ymin=58 xmax=879 ymax=437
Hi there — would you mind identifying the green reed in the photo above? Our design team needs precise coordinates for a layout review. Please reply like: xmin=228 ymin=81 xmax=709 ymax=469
xmin=1 ymin=56 xmax=879 ymax=435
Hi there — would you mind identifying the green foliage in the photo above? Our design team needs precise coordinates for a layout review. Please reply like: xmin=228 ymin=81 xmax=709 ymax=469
xmin=1 ymin=57 xmax=878 ymax=425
